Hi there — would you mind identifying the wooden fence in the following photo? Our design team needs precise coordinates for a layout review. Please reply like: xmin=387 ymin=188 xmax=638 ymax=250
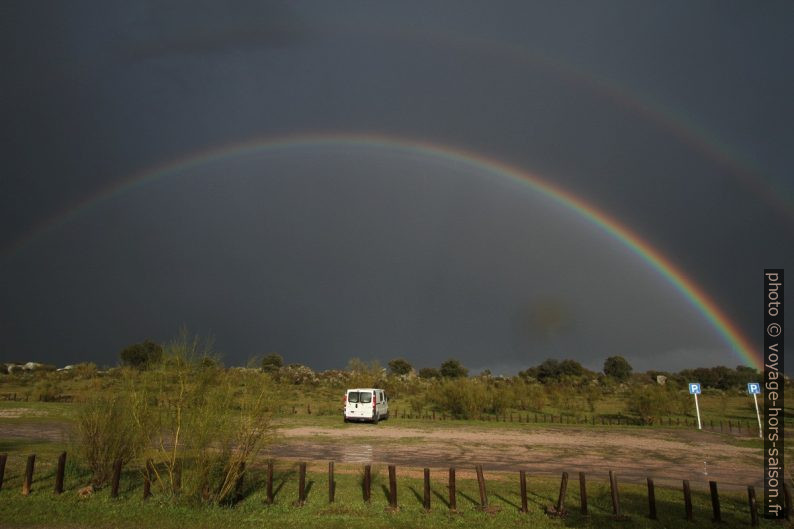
xmin=276 ymin=403 xmax=761 ymax=433
xmin=0 ymin=450 xmax=789 ymax=526
xmin=388 ymin=408 xmax=757 ymax=433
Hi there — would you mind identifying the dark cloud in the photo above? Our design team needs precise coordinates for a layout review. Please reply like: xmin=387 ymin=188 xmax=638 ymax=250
xmin=124 ymin=1 xmax=307 ymax=59
xmin=0 ymin=1 xmax=791 ymax=372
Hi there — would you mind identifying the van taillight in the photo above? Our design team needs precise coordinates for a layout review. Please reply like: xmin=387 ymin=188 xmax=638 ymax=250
xmin=343 ymin=394 xmax=346 ymax=404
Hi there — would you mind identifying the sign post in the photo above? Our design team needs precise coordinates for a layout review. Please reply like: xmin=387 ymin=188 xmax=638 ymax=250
xmin=688 ymin=383 xmax=702 ymax=430
xmin=747 ymin=382 xmax=762 ymax=439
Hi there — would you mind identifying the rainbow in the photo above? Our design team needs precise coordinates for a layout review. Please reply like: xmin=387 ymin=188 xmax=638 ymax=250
xmin=320 ymin=22 xmax=793 ymax=225
xmin=3 ymin=132 xmax=761 ymax=369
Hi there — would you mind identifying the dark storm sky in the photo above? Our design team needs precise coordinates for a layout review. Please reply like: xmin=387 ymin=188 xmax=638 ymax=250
xmin=1 ymin=1 xmax=791 ymax=373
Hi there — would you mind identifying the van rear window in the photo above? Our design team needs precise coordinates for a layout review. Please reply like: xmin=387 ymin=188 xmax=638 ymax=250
xmin=347 ymin=391 xmax=372 ymax=403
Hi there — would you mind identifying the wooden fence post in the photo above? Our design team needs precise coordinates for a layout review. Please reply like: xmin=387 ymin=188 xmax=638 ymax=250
xmin=0 ymin=453 xmax=7 ymax=491
xmin=555 ymin=471 xmax=568 ymax=515
xmin=448 ymin=467 xmax=456 ymax=511
xmin=266 ymin=459 xmax=274 ymax=504
xmin=22 ymin=454 xmax=36 ymax=496
xmin=143 ymin=459 xmax=153 ymax=500
xmin=519 ymin=471 xmax=528 ymax=513
xmin=579 ymin=472 xmax=588 ymax=515
xmin=423 ymin=468 xmax=431 ymax=510
xmin=234 ymin=461 xmax=246 ymax=501
xmin=647 ymin=478 xmax=657 ymax=520
xmin=683 ymin=480 xmax=693 ymax=521
xmin=747 ymin=485 xmax=758 ymax=526
xmin=363 ymin=465 xmax=371 ymax=502
xmin=388 ymin=465 xmax=398 ymax=509
xmin=328 ymin=461 xmax=335 ymax=503
xmin=475 ymin=464 xmax=488 ymax=509
xmin=608 ymin=470 xmax=621 ymax=516
xmin=297 ymin=462 xmax=306 ymax=506
xmin=110 ymin=457 xmax=123 ymax=498
xmin=174 ymin=459 xmax=182 ymax=493
xmin=709 ymin=481 xmax=721 ymax=522
xmin=54 ymin=452 xmax=66 ymax=494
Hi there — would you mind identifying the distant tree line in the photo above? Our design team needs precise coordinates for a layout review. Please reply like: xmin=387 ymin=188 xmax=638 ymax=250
xmin=115 ymin=339 xmax=761 ymax=392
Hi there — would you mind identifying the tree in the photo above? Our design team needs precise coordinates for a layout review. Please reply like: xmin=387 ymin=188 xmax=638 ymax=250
xmin=388 ymin=358 xmax=413 ymax=376
xmin=524 ymin=359 xmax=555 ymax=382
xmin=440 ymin=358 xmax=468 ymax=378
xmin=558 ymin=359 xmax=585 ymax=377
xmin=261 ymin=353 xmax=284 ymax=373
xmin=120 ymin=340 xmax=163 ymax=369
xmin=603 ymin=356 xmax=632 ymax=381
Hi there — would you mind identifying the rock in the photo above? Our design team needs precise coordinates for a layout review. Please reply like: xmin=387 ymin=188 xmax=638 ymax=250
xmin=656 ymin=375 xmax=667 ymax=385
xmin=77 ymin=485 xmax=94 ymax=498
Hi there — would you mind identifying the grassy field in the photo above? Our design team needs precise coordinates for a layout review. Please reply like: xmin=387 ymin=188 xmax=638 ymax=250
xmin=0 ymin=377 xmax=783 ymax=429
xmin=1 ymin=365 xmax=791 ymax=528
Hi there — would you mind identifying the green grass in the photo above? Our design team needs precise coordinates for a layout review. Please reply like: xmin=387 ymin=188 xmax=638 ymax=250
xmin=0 ymin=460 xmax=779 ymax=529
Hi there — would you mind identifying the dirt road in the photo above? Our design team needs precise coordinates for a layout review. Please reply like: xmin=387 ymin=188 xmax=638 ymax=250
xmin=269 ymin=423 xmax=764 ymax=488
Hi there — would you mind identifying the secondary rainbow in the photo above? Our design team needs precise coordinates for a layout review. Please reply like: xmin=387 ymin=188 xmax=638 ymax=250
xmin=3 ymin=132 xmax=761 ymax=369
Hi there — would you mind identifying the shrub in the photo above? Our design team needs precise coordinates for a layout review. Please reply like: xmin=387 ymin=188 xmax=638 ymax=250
xmin=430 ymin=379 xmax=486 ymax=419
xmin=130 ymin=334 xmax=277 ymax=504
xmin=387 ymin=358 xmax=413 ymax=376
xmin=486 ymin=384 xmax=512 ymax=415
xmin=418 ymin=367 xmax=440 ymax=379
xmin=261 ymin=353 xmax=283 ymax=373
xmin=346 ymin=358 xmax=384 ymax=388
xmin=120 ymin=340 xmax=163 ymax=369
xmin=33 ymin=374 xmax=62 ymax=402
xmin=75 ymin=387 xmax=145 ymax=486
xmin=603 ymin=356 xmax=633 ymax=381
xmin=439 ymin=359 xmax=468 ymax=378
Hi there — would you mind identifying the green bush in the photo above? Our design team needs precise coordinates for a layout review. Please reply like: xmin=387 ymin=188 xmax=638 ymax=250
xmin=120 ymin=339 xmax=163 ymax=369
xmin=129 ymin=333 xmax=277 ymax=505
xmin=429 ymin=379 xmax=486 ymax=419
xmin=75 ymin=386 xmax=145 ymax=486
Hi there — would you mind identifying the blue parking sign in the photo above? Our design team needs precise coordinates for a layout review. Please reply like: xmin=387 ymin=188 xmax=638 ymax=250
xmin=747 ymin=382 xmax=761 ymax=395
xmin=688 ymin=383 xmax=701 ymax=395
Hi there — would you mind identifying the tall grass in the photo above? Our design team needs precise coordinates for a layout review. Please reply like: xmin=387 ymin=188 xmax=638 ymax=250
xmin=75 ymin=387 xmax=145 ymax=486
xmin=73 ymin=331 xmax=277 ymax=503
xmin=126 ymin=332 xmax=277 ymax=504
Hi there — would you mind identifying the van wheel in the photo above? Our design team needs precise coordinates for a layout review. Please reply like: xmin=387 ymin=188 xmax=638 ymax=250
xmin=373 ymin=413 xmax=379 ymax=425
xmin=343 ymin=416 xmax=348 ymax=423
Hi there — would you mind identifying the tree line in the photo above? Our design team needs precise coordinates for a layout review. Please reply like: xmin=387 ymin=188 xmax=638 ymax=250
xmin=118 ymin=340 xmax=760 ymax=391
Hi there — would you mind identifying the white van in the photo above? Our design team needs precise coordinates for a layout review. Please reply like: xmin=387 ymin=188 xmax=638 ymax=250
xmin=343 ymin=388 xmax=389 ymax=423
